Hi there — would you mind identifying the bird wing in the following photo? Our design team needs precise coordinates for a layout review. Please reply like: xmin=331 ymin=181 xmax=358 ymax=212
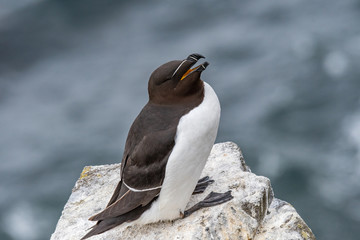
xmin=89 ymin=125 xmax=176 ymax=221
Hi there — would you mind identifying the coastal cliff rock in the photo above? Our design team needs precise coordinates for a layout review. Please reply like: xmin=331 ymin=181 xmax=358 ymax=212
xmin=51 ymin=142 xmax=316 ymax=240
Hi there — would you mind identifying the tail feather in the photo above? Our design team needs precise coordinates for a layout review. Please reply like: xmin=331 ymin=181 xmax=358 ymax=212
xmin=81 ymin=201 xmax=156 ymax=239
xmin=81 ymin=217 xmax=124 ymax=240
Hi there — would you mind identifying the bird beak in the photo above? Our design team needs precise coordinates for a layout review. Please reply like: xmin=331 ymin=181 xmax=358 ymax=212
xmin=171 ymin=53 xmax=207 ymax=80
xmin=180 ymin=62 xmax=209 ymax=80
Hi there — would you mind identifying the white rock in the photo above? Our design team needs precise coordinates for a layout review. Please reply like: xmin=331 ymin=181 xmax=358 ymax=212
xmin=254 ymin=198 xmax=316 ymax=240
xmin=51 ymin=142 xmax=315 ymax=240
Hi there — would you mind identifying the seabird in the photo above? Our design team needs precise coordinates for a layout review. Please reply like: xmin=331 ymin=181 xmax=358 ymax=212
xmin=82 ymin=53 xmax=233 ymax=239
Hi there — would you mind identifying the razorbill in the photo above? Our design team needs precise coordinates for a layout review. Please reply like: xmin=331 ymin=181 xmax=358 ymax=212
xmin=82 ymin=53 xmax=233 ymax=239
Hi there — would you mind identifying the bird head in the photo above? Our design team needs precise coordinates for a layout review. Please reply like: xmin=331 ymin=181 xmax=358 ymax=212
xmin=148 ymin=53 xmax=209 ymax=105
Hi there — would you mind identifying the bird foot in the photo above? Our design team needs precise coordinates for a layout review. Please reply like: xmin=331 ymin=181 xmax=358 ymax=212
xmin=192 ymin=176 xmax=214 ymax=195
xmin=183 ymin=190 xmax=233 ymax=218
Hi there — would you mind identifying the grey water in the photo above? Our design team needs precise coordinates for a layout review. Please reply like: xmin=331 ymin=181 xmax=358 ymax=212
xmin=1 ymin=0 xmax=360 ymax=239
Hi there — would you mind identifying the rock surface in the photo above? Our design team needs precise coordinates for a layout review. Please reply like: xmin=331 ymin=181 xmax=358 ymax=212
xmin=254 ymin=198 xmax=316 ymax=240
xmin=51 ymin=142 xmax=315 ymax=240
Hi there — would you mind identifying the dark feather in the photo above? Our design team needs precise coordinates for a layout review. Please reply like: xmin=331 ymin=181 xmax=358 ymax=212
xmin=81 ymin=200 xmax=158 ymax=240
xmin=89 ymin=186 xmax=160 ymax=221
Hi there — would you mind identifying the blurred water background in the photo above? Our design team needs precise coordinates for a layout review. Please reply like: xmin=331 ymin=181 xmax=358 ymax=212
xmin=1 ymin=0 xmax=360 ymax=239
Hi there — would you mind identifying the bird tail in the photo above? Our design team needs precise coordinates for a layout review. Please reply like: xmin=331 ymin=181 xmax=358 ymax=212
xmin=81 ymin=217 xmax=125 ymax=240
xmin=81 ymin=198 xmax=157 ymax=239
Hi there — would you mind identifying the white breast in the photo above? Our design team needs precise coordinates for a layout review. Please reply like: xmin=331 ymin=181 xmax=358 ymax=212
xmin=136 ymin=82 xmax=221 ymax=223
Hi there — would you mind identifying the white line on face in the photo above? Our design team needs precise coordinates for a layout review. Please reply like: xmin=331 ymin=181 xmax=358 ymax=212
xmin=171 ymin=60 xmax=187 ymax=78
